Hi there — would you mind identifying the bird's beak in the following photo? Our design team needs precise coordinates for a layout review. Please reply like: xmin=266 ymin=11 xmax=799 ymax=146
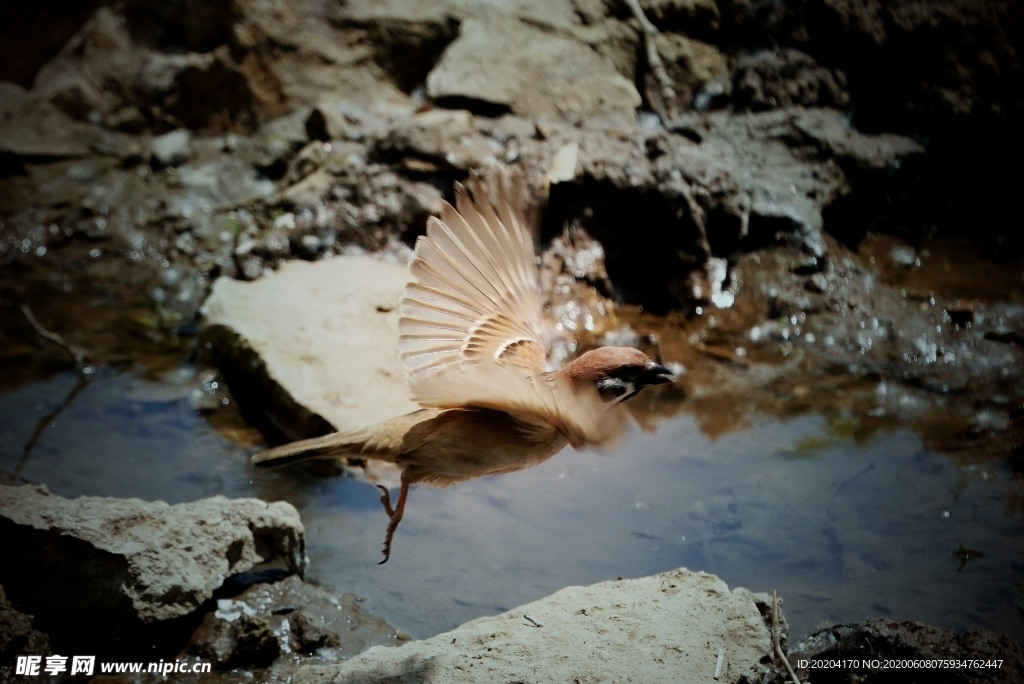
xmin=638 ymin=360 xmax=675 ymax=387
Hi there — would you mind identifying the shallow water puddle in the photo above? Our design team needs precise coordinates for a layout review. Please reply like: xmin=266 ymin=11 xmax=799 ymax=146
xmin=3 ymin=367 xmax=1021 ymax=642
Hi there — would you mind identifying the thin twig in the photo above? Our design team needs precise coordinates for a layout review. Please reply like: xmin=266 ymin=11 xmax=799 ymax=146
xmin=623 ymin=0 xmax=677 ymax=118
xmin=773 ymin=591 xmax=801 ymax=684
xmin=12 ymin=374 xmax=92 ymax=479
xmin=21 ymin=304 xmax=89 ymax=369
xmin=10 ymin=304 xmax=95 ymax=482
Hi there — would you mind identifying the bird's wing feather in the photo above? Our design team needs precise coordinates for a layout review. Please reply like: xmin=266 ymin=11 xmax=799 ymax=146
xmin=399 ymin=181 xmax=548 ymax=390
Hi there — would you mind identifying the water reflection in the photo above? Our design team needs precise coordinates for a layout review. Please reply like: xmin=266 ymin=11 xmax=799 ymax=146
xmin=2 ymin=367 xmax=1021 ymax=642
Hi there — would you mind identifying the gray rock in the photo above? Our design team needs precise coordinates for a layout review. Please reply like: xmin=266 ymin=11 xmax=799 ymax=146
xmin=0 ymin=484 xmax=305 ymax=626
xmin=188 ymin=575 xmax=404 ymax=668
xmin=293 ymin=568 xmax=775 ymax=684
xmin=31 ymin=6 xmax=138 ymax=120
xmin=199 ymin=257 xmax=420 ymax=446
xmin=0 ymin=82 xmax=99 ymax=158
xmin=426 ymin=17 xmax=641 ymax=121
xmin=378 ymin=109 xmax=492 ymax=170
xmin=151 ymin=129 xmax=192 ymax=167
xmin=661 ymin=107 xmax=924 ymax=257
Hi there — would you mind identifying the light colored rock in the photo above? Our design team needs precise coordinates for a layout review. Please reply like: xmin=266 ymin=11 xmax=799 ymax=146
xmin=339 ymin=0 xmax=582 ymax=33
xmin=0 ymin=484 xmax=305 ymax=626
xmin=293 ymin=568 xmax=774 ymax=684
xmin=200 ymin=257 xmax=419 ymax=439
xmin=426 ymin=17 xmax=641 ymax=121
xmin=151 ymin=129 xmax=193 ymax=167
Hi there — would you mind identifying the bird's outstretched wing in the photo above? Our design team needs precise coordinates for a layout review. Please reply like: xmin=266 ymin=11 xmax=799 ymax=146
xmin=398 ymin=180 xmax=625 ymax=446
xmin=399 ymin=180 xmax=548 ymax=389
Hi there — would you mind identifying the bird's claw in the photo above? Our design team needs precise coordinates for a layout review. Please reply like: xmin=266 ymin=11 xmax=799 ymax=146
xmin=375 ymin=481 xmax=408 ymax=565
xmin=376 ymin=484 xmax=394 ymax=517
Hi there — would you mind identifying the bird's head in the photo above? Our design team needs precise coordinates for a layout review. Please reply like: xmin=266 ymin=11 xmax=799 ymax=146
xmin=559 ymin=347 xmax=675 ymax=403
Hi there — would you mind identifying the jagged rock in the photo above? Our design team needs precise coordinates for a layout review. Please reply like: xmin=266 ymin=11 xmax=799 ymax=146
xmin=187 ymin=575 xmax=404 ymax=668
xmin=378 ymin=108 xmax=498 ymax=170
xmin=31 ymin=6 xmax=137 ymax=120
xmin=337 ymin=0 xmax=582 ymax=33
xmin=136 ymin=51 xmax=214 ymax=105
xmin=292 ymin=568 xmax=775 ymax=684
xmin=162 ymin=45 xmax=264 ymax=133
xmin=662 ymin=108 xmax=924 ymax=256
xmin=534 ymin=107 xmax=923 ymax=310
xmin=199 ymin=257 xmax=419 ymax=441
xmin=426 ymin=17 xmax=641 ymax=121
xmin=27 ymin=5 xmax=285 ymax=135
xmin=0 ymin=484 xmax=306 ymax=627
xmin=0 ymin=82 xmax=99 ymax=157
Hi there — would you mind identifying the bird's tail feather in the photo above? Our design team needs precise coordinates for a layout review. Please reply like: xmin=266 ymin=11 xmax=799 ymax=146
xmin=251 ymin=431 xmax=365 ymax=467
xmin=250 ymin=409 xmax=443 ymax=468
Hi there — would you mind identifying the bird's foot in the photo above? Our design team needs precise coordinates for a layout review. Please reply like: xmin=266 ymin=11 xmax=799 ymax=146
xmin=376 ymin=484 xmax=394 ymax=517
xmin=376 ymin=481 xmax=409 ymax=565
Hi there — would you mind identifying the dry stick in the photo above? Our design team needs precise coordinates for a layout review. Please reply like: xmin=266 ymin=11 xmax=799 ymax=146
xmin=12 ymin=374 xmax=91 ymax=479
xmin=623 ymin=0 xmax=677 ymax=119
xmin=11 ymin=305 xmax=94 ymax=480
xmin=772 ymin=590 xmax=801 ymax=684
xmin=21 ymin=304 xmax=89 ymax=369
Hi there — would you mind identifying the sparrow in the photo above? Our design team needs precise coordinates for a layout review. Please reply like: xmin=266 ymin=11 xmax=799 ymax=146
xmin=252 ymin=180 xmax=674 ymax=562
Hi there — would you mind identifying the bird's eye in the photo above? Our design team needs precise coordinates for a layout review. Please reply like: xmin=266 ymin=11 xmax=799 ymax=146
xmin=596 ymin=376 xmax=633 ymax=401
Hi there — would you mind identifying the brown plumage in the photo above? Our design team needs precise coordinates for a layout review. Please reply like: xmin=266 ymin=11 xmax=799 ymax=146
xmin=252 ymin=181 xmax=673 ymax=562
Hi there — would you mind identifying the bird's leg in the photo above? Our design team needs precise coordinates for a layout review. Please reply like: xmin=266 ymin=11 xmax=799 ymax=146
xmin=376 ymin=484 xmax=394 ymax=517
xmin=378 ymin=480 xmax=409 ymax=565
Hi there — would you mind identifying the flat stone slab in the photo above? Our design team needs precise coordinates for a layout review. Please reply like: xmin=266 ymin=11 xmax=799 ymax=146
xmin=200 ymin=256 xmax=420 ymax=441
xmin=0 ymin=484 xmax=305 ymax=626
xmin=426 ymin=17 xmax=641 ymax=121
xmin=293 ymin=568 xmax=775 ymax=684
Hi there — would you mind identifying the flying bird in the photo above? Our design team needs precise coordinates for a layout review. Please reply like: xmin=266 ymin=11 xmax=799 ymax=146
xmin=252 ymin=181 xmax=674 ymax=562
